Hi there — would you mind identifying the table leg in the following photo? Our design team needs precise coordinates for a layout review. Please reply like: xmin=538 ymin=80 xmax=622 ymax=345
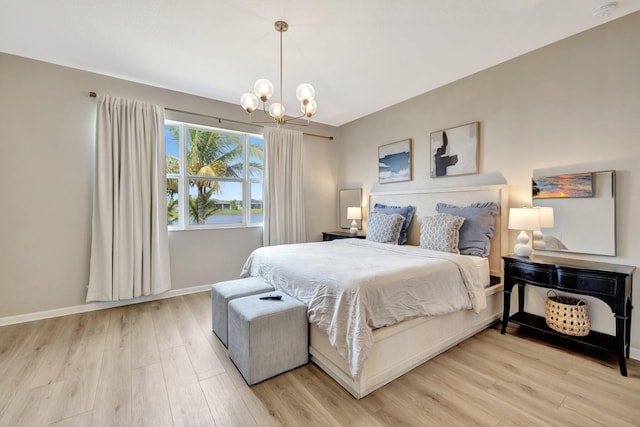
xmin=626 ymin=299 xmax=633 ymax=358
xmin=615 ymin=314 xmax=628 ymax=377
xmin=501 ymin=290 xmax=511 ymax=334
xmin=517 ymin=283 xmax=525 ymax=313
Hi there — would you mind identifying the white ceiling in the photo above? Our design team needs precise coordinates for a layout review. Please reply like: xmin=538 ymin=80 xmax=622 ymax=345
xmin=1 ymin=1 xmax=639 ymax=126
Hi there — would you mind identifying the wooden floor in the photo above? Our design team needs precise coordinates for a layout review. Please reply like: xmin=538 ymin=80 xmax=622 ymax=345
xmin=1 ymin=292 xmax=639 ymax=426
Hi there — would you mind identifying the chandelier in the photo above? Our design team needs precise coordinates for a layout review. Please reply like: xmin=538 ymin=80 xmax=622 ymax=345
xmin=240 ymin=21 xmax=317 ymax=126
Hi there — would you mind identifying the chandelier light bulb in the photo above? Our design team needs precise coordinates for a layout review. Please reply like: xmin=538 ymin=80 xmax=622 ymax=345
xmin=296 ymin=83 xmax=315 ymax=103
xmin=301 ymin=99 xmax=317 ymax=117
xmin=254 ymin=79 xmax=274 ymax=102
xmin=269 ymin=103 xmax=285 ymax=121
xmin=240 ymin=93 xmax=259 ymax=113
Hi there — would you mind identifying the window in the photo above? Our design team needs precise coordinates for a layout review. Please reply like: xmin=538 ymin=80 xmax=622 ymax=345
xmin=165 ymin=121 xmax=264 ymax=229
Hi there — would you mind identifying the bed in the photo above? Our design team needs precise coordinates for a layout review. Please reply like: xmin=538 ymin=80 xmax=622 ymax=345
xmin=242 ymin=185 xmax=508 ymax=398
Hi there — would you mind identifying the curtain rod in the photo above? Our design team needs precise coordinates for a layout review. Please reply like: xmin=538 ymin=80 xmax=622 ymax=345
xmin=88 ymin=91 xmax=333 ymax=140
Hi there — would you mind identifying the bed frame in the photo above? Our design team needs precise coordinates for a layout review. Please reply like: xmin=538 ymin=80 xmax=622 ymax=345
xmin=309 ymin=185 xmax=509 ymax=398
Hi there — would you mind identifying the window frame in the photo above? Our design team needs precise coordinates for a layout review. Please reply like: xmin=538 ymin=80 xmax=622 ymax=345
xmin=165 ymin=120 xmax=264 ymax=230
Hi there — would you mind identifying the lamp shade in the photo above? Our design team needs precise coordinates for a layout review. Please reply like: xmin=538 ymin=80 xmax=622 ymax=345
xmin=347 ymin=207 xmax=362 ymax=220
xmin=534 ymin=206 xmax=554 ymax=229
xmin=508 ymin=208 xmax=540 ymax=231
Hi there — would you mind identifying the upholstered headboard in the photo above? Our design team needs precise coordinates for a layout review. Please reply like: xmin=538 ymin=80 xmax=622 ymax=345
xmin=368 ymin=185 xmax=509 ymax=279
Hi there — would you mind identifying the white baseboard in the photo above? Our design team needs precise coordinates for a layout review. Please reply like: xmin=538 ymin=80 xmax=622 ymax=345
xmin=0 ymin=284 xmax=212 ymax=327
xmin=630 ymin=346 xmax=640 ymax=361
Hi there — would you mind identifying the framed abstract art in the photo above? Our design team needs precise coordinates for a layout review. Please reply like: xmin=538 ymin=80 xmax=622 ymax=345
xmin=379 ymin=139 xmax=412 ymax=184
xmin=430 ymin=122 xmax=479 ymax=178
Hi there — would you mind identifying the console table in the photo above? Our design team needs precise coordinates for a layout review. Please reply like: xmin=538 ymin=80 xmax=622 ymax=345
xmin=501 ymin=254 xmax=635 ymax=376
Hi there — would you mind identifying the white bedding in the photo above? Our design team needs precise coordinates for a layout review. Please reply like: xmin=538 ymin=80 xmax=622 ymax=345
xmin=240 ymin=239 xmax=488 ymax=378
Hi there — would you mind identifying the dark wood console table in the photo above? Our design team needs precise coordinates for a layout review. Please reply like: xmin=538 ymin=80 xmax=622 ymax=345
xmin=501 ymin=254 xmax=635 ymax=376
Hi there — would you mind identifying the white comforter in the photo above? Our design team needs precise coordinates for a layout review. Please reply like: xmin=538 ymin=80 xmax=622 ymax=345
xmin=240 ymin=239 xmax=487 ymax=378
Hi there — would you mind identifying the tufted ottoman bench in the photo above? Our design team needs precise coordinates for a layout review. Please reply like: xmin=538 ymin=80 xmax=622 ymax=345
xmin=211 ymin=277 xmax=274 ymax=347
xmin=228 ymin=291 xmax=308 ymax=385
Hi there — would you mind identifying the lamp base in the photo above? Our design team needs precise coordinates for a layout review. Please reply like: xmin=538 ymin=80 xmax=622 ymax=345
xmin=350 ymin=219 xmax=358 ymax=235
xmin=533 ymin=230 xmax=546 ymax=249
xmin=514 ymin=230 xmax=532 ymax=257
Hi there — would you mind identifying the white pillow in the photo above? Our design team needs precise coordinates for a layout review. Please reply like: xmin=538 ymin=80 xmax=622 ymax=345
xmin=366 ymin=212 xmax=405 ymax=244
xmin=420 ymin=214 xmax=465 ymax=253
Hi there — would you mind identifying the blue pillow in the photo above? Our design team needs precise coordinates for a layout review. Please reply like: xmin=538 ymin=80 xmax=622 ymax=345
xmin=373 ymin=203 xmax=416 ymax=245
xmin=435 ymin=202 xmax=498 ymax=257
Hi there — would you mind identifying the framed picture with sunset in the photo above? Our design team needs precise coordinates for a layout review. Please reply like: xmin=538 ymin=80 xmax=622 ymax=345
xmin=532 ymin=172 xmax=593 ymax=199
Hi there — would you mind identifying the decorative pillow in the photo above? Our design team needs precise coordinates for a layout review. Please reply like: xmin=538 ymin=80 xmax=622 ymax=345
xmin=373 ymin=203 xmax=416 ymax=245
xmin=436 ymin=202 xmax=499 ymax=257
xmin=366 ymin=212 xmax=405 ymax=244
xmin=419 ymin=214 xmax=465 ymax=253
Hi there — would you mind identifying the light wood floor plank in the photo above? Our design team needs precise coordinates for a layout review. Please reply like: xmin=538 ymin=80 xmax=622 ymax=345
xmin=104 ymin=306 xmax=132 ymax=349
xmin=0 ymin=381 xmax=65 ymax=426
xmin=23 ymin=342 xmax=70 ymax=389
xmin=130 ymin=304 xmax=160 ymax=369
xmin=49 ymin=411 xmax=93 ymax=427
xmin=131 ymin=363 xmax=173 ymax=427
xmin=374 ymin=379 xmax=454 ymax=426
xmin=197 ymin=319 xmax=248 ymax=390
xmin=171 ymin=297 xmax=225 ymax=380
xmin=429 ymin=356 xmax=548 ymax=427
xmin=161 ymin=345 xmax=215 ymax=426
xmin=1 ymin=291 xmax=639 ymax=427
xmin=409 ymin=360 xmax=503 ymax=426
xmin=150 ymin=300 xmax=184 ymax=351
xmin=51 ymin=335 xmax=107 ymax=422
xmin=201 ymin=372 xmax=259 ymax=427
xmin=92 ymin=346 xmax=132 ymax=427
xmin=237 ymin=385 xmax=284 ymax=427
xmin=290 ymin=363 xmax=387 ymax=427
xmin=561 ymin=394 xmax=639 ymax=427
xmin=182 ymin=292 xmax=212 ymax=324
xmin=251 ymin=370 xmax=343 ymax=427
xmin=81 ymin=309 xmax=111 ymax=340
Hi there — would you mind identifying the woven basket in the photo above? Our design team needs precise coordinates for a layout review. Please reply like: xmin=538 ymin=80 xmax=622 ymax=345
xmin=545 ymin=290 xmax=591 ymax=337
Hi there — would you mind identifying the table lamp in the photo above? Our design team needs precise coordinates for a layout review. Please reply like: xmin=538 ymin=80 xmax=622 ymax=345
xmin=508 ymin=207 xmax=540 ymax=257
xmin=347 ymin=207 xmax=362 ymax=235
xmin=533 ymin=206 xmax=554 ymax=249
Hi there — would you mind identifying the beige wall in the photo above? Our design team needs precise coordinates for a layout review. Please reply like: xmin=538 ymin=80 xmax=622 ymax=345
xmin=0 ymin=53 xmax=338 ymax=318
xmin=337 ymin=12 xmax=640 ymax=347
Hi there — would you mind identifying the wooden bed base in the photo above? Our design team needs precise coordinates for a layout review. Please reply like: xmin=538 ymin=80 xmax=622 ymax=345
xmin=309 ymin=185 xmax=509 ymax=399
xmin=309 ymin=285 xmax=502 ymax=398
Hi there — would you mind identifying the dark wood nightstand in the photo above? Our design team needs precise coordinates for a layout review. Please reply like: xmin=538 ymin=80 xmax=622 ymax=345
xmin=322 ymin=231 xmax=366 ymax=241
xmin=501 ymin=254 xmax=635 ymax=376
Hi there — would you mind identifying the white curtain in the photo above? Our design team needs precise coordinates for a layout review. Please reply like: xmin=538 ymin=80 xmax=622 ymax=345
xmin=263 ymin=127 xmax=306 ymax=246
xmin=87 ymin=95 xmax=171 ymax=302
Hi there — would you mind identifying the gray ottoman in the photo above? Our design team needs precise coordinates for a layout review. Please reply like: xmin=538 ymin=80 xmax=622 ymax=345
xmin=211 ymin=277 xmax=274 ymax=347
xmin=228 ymin=291 xmax=308 ymax=385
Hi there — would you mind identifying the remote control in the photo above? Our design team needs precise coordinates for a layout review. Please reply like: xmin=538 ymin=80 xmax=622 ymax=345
xmin=259 ymin=295 xmax=282 ymax=300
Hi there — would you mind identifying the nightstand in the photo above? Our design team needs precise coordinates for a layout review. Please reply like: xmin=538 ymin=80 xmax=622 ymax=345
xmin=322 ymin=231 xmax=366 ymax=241
xmin=501 ymin=254 xmax=635 ymax=376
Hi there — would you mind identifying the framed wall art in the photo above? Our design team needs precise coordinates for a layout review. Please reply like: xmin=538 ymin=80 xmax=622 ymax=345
xmin=378 ymin=139 xmax=412 ymax=184
xmin=430 ymin=122 xmax=479 ymax=178
xmin=532 ymin=172 xmax=593 ymax=199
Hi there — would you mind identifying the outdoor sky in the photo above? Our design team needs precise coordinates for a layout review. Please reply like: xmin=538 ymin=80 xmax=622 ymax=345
xmin=164 ymin=125 xmax=263 ymax=202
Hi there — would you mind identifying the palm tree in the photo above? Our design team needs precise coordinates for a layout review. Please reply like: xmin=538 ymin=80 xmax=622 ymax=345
xmin=167 ymin=197 xmax=179 ymax=225
xmin=166 ymin=150 xmax=180 ymax=223
xmin=188 ymin=190 xmax=219 ymax=223
xmin=166 ymin=125 xmax=263 ymax=225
